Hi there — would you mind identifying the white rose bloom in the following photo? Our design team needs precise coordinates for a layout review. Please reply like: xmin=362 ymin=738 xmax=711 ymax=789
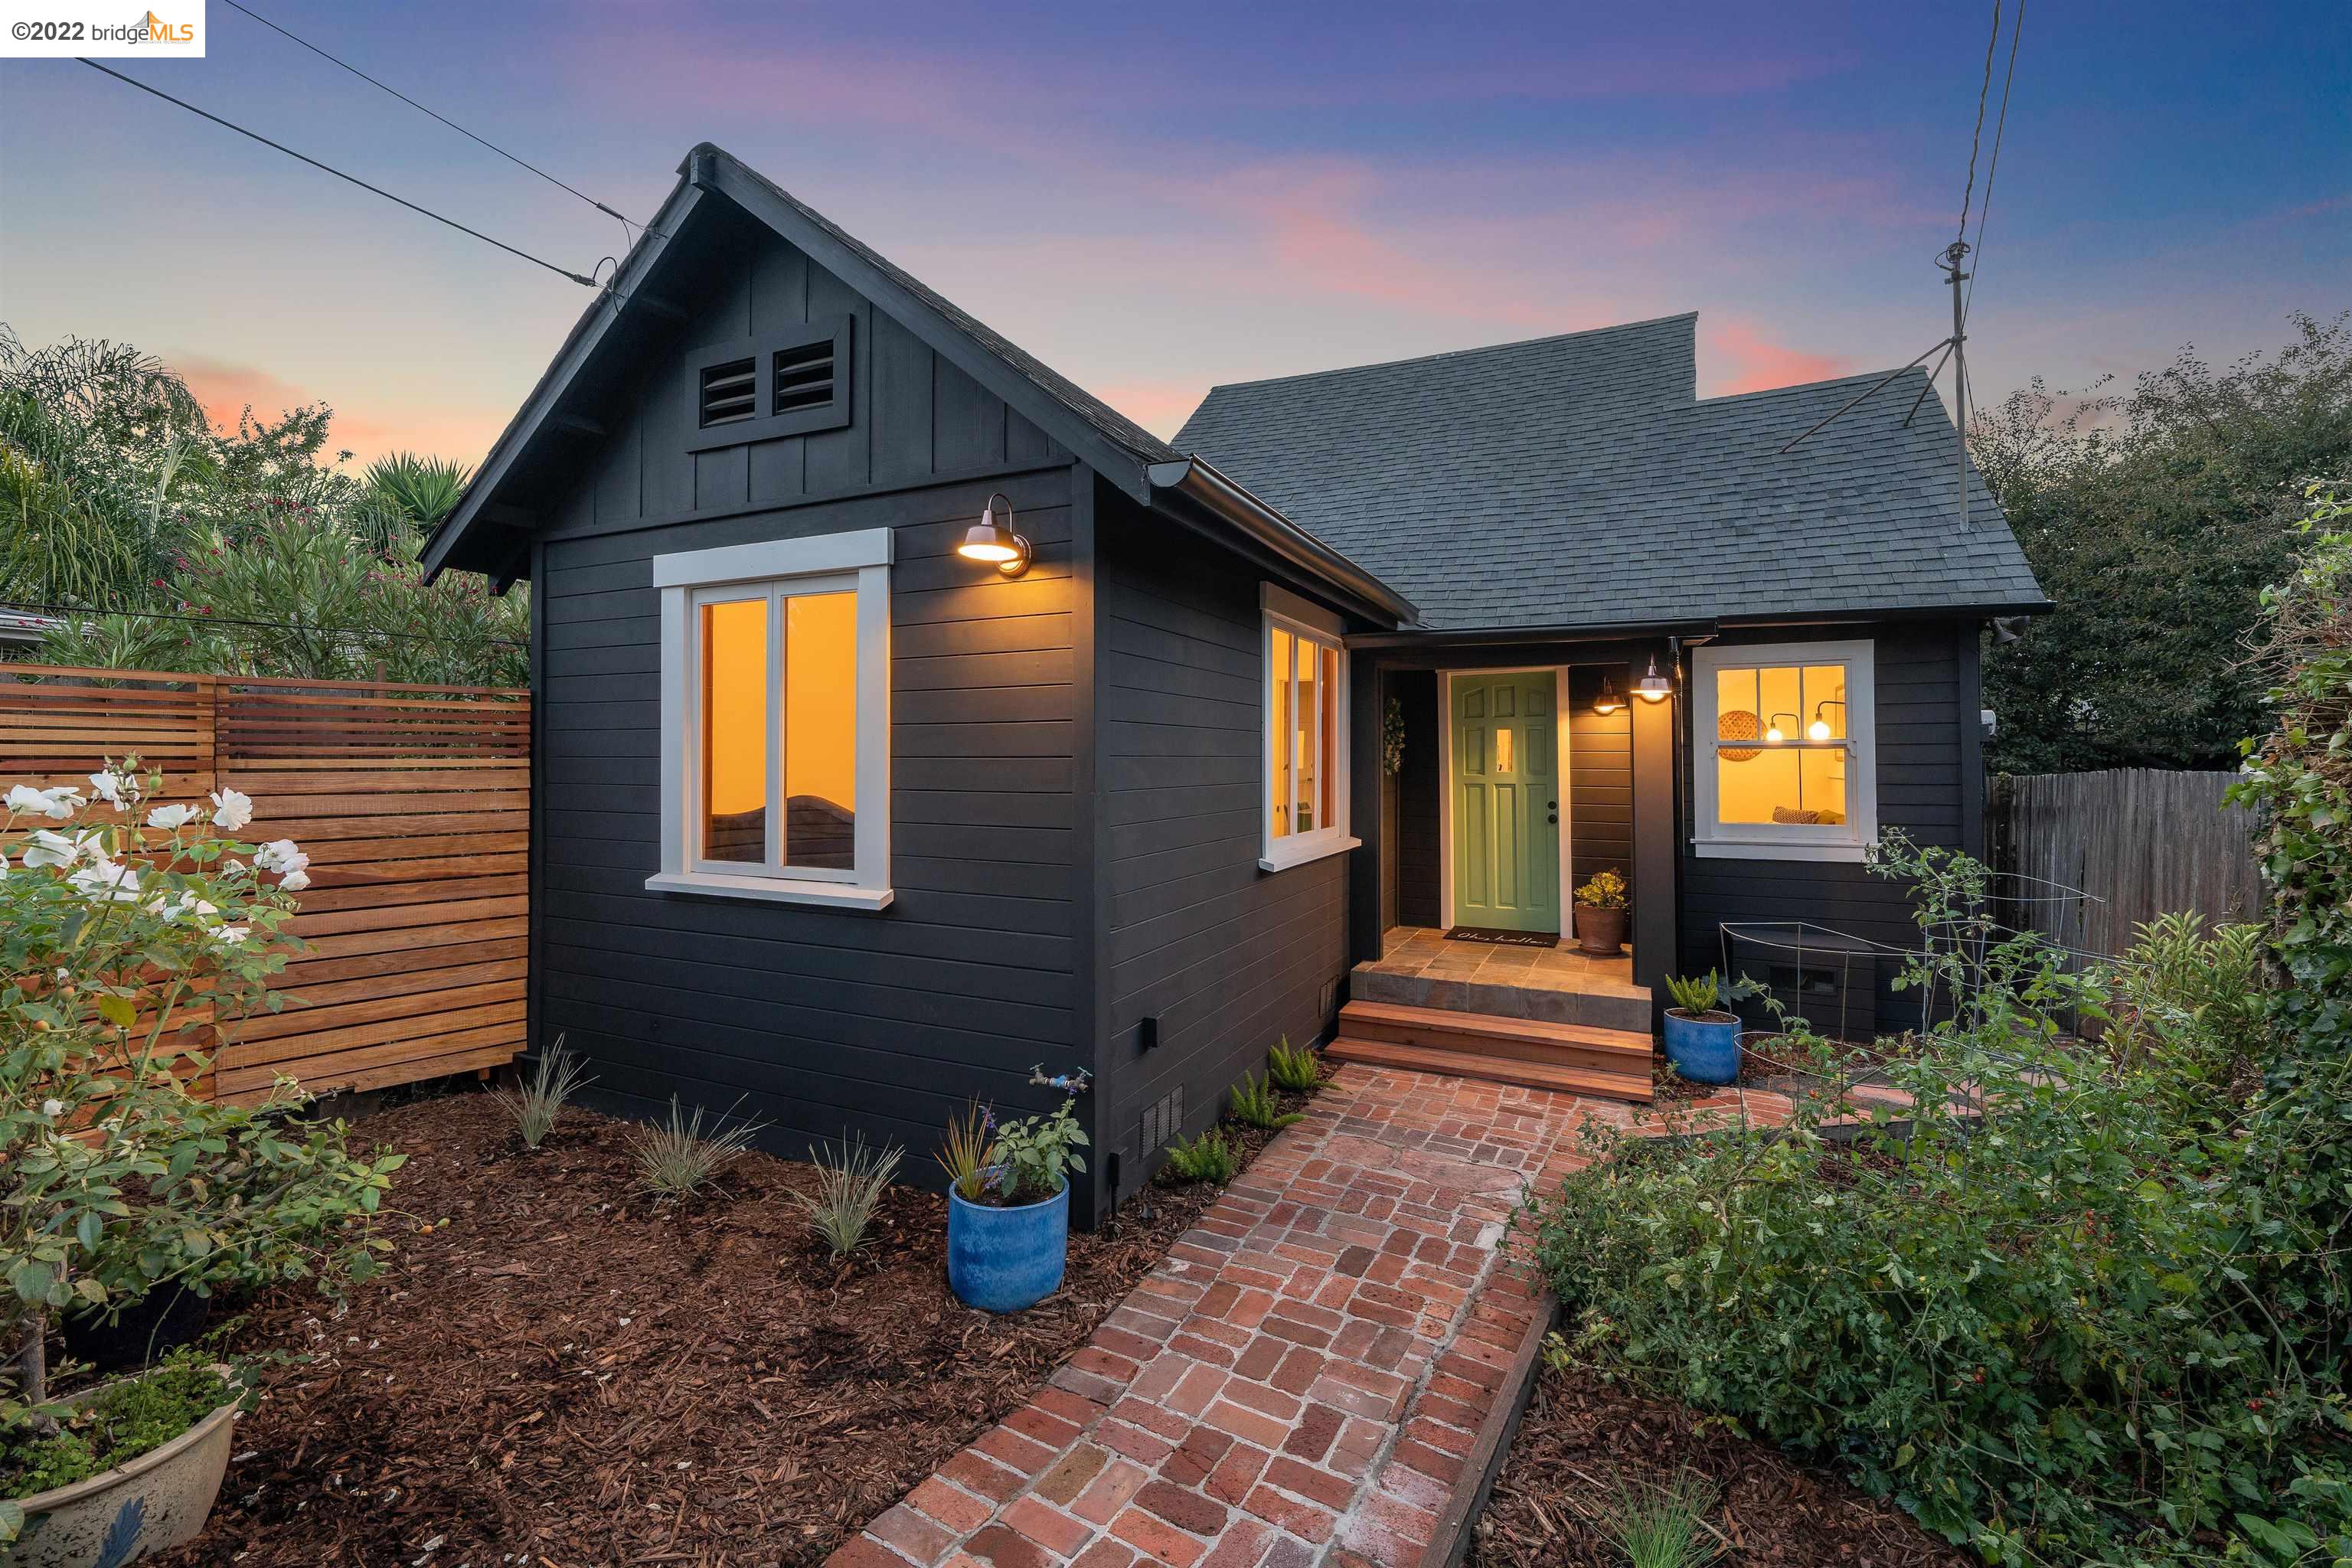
xmin=216 ymin=924 xmax=251 ymax=945
xmin=21 ymin=828 xmax=92 ymax=869
xmin=88 ymin=771 xmax=126 ymax=808
xmin=277 ymin=867 xmax=311 ymax=892
xmin=254 ymin=839 xmax=308 ymax=874
xmin=68 ymin=859 xmax=142 ymax=903
xmin=41 ymin=1098 xmax=66 ymax=1118
xmin=146 ymin=802 xmax=200 ymax=830
xmin=209 ymin=788 xmax=254 ymax=831
xmin=6 ymin=784 xmax=81 ymax=820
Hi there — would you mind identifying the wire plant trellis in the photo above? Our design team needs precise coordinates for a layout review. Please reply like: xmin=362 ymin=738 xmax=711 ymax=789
xmin=1707 ymin=863 xmax=2112 ymax=1116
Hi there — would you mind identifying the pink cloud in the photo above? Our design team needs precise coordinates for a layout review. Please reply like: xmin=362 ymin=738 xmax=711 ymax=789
xmin=1705 ymin=320 xmax=1853 ymax=395
xmin=177 ymin=355 xmax=505 ymax=469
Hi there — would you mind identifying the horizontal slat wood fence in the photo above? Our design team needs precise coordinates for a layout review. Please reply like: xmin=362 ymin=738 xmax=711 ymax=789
xmin=0 ymin=665 xmax=529 ymax=1103
xmin=1992 ymin=768 xmax=2262 ymax=959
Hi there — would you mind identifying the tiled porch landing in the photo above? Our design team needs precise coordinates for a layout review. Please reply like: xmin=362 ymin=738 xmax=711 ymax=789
xmin=830 ymin=1064 xmax=1684 ymax=1568
xmin=1351 ymin=926 xmax=1649 ymax=1035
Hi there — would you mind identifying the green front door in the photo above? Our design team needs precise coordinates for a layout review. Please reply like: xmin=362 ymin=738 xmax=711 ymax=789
xmin=1451 ymin=671 xmax=1560 ymax=933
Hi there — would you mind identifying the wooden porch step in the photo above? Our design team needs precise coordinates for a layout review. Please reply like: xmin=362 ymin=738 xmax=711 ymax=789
xmin=1338 ymin=999 xmax=1652 ymax=1074
xmin=1326 ymin=1034 xmax=1655 ymax=1103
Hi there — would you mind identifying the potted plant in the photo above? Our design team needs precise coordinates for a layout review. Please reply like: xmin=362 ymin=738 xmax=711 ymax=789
xmin=1661 ymin=971 xmax=1741 ymax=1085
xmin=936 ymin=1086 xmax=1089 ymax=1314
xmin=3 ymin=760 xmax=403 ymax=1561
xmin=1573 ymin=870 xmax=1630 ymax=956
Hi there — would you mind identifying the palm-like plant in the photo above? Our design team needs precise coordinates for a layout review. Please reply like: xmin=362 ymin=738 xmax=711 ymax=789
xmin=357 ymin=451 xmax=472 ymax=555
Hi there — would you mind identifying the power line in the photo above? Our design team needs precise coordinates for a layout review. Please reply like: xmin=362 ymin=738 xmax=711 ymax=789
xmin=1963 ymin=0 xmax=2025 ymax=328
xmin=8 ymin=599 xmax=528 ymax=649
xmin=78 ymin=61 xmax=598 ymax=289
xmin=1956 ymin=0 xmax=2003 ymax=240
xmin=217 ymin=0 xmax=655 ymax=240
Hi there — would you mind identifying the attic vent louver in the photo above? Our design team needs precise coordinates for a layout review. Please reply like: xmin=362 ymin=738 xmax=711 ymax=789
xmin=698 ymin=358 xmax=757 ymax=427
xmin=772 ymin=338 xmax=835 ymax=414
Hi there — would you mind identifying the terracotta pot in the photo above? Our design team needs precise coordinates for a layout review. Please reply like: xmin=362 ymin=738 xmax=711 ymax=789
xmin=8 ymin=1367 xmax=239 ymax=1567
xmin=1575 ymin=903 xmax=1628 ymax=956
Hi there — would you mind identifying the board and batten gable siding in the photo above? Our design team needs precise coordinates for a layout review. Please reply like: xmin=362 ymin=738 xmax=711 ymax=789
xmin=1095 ymin=500 xmax=1352 ymax=1194
xmin=521 ymin=205 xmax=1100 ymax=1208
xmin=1678 ymin=622 xmax=1983 ymax=1027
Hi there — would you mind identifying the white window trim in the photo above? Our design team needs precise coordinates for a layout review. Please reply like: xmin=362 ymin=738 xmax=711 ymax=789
xmin=1692 ymin=638 xmax=1877 ymax=863
xmin=1259 ymin=584 xmax=1359 ymax=874
xmin=649 ymin=528 xmax=893 ymax=909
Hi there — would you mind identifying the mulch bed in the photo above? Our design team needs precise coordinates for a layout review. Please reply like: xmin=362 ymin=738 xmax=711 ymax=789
xmin=150 ymin=1076 xmax=1320 ymax=1568
xmin=1471 ymin=1360 xmax=1967 ymax=1568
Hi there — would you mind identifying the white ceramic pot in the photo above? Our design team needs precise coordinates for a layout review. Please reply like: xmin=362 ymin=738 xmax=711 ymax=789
xmin=7 ymin=1368 xmax=238 ymax=1567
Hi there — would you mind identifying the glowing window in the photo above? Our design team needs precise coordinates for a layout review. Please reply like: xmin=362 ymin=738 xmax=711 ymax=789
xmin=1694 ymin=641 xmax=1876 ymax=862
xmin=1262 ymin=590 xmax=1353 ymax=871
xmin=652 ymin=530 xmax=892 ymax=909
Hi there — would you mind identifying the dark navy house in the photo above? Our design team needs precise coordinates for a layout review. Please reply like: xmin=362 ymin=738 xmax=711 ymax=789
xmin=425 ymin=145 xmax=2049 ymax=1227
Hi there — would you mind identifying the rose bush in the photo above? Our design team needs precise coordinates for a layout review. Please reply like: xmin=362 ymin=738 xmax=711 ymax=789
xmin=1 ymin=757 xmax=401 ymax=1541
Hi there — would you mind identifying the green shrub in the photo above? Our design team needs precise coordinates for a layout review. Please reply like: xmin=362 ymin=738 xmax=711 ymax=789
xmin=790 ymin=1131 xmax=902 ymax=1258
xmin=1162 ymin=1129 xmax=1238 ymax=1185
xmin=1230 ymin=1071 xmax=1302 ymax=1131
xmin=1266 ymin=1037 xmax=1321 ymax=1093
xmin=631 ymin=1098 xmax=766 ymax=1198
xmin=935 ymin=1099 xmax=994 ymax=1203
xmin=1521 ymin=831 xmax=2352 ymax=1566
xmin=488 ymin=1034 xmax=592 ymax=1149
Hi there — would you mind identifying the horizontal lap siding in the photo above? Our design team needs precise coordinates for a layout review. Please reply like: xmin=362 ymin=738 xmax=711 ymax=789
xmin=1097 ymin=515 xmax=1349 ymax=1191
xmin=1680 ymin=623 xmax=1975 ymax=1032
xmin=1566 ymin=665 xmax=1634 ymax=897
xmin=522 ymin=207 xmax=1081 ymax=1169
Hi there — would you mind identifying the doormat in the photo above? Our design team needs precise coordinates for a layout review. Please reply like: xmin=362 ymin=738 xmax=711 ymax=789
xmin=1444 ymin=926 xmax=1558 ymax=949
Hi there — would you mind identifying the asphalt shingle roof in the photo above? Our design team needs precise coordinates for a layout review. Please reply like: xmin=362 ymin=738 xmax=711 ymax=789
xmin=1172 ymin=314 xmax=2047 ymax=633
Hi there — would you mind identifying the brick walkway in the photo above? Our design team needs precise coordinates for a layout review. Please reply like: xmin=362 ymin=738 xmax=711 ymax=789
xmin=832 ymin=1063 xmax=1731 ymax=1568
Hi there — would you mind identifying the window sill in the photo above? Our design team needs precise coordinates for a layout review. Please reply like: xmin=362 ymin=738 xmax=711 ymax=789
xmin=645 ymin=871 xmax=894 ymax=910
xmin=1694 ymin=839 xmax=1868 ymax=864
xmin=1258 ymin=834 xmax=1361 ymax=874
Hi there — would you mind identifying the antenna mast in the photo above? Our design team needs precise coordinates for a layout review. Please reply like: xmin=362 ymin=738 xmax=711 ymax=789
xmin=1940 ymin=240 xmax=1972 ymax=531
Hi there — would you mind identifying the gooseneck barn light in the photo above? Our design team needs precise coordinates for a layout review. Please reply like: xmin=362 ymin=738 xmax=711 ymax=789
xmin=1592 ymin=673 xmax=1623 ymax=716
xmin=957 ymin=491 xmax=1032 ymax=577
xmin=1634 ymin=655 xmax=1673 ymax=704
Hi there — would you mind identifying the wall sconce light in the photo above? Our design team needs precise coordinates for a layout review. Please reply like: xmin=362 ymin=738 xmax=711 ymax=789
xmin=1765 ymin=711 xmax=1798 ymax=743
xmin=1592 ymin=674 xmax=1623 ymax=716
xmin=1634 ymin=655 xmax=1672 ymax=703
xmin=1808 ymin=700 xmax=1845 ymax=741
xmin=957 ymin=491 xmax=1031 ymax=577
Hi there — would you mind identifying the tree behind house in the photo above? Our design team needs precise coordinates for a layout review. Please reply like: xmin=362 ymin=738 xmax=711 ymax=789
xmin=1975 ymin=311 xmax=2352 ymax=773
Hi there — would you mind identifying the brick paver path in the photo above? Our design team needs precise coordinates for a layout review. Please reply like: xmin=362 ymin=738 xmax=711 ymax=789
xmin=832 ymin=1063 xmax=1745 ymax=1568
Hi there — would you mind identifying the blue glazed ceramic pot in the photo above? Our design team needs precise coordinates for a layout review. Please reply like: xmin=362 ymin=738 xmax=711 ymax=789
xmin=947 ymin=1182 xmax=1070 ymax=1313
xmin=1662 ymin=1010 xmax=1741 ymax=1085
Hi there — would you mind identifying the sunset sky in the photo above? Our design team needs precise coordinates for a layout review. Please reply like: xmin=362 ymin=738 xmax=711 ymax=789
xmin=2 ymin=1 xmax=2346 ymax=471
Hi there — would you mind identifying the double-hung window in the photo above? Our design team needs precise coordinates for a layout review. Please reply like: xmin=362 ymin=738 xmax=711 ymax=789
xmin=1692 ymin=639 xmax=1876 ymax=861
xmin=648 ymin=529 xmax=893 ymax=908
xmin=1260 ymin=584 xmax=1357 ymax=873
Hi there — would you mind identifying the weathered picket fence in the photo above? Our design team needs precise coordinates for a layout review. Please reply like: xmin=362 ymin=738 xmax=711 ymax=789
xmin=0 ymin=664 xmax=528 ymax=1102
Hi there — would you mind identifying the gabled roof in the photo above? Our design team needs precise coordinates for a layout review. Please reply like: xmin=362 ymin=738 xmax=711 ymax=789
xmin=424 ymin=145 xmax=1412 ymax=624
xmin=1174 ymin=315 xmax=2049 ymax=634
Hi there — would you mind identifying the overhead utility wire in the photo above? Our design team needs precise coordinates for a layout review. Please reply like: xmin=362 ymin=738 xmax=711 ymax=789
xmin=1955 ymin=0 xmax=2001 ymax=242
xmin=217 ymin=0 xmax=656 ymax=240
xmin=1963 ymin=0 xmax=2024 ymax=328
xmin=79 ymin=61 xmax=598 ymax=288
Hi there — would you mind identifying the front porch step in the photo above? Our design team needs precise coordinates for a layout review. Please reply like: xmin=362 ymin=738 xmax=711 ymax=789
xmin=1338 ymin=1000 xmax=1651 ymax=1075
xmin=1330 ymin=1000 xmax=1655 ymax=1102
xmin=1326 ymin=1034 xmax=1655 ymax=1103
xmin=1349 ymin=962 xmax=1653 ymax=1035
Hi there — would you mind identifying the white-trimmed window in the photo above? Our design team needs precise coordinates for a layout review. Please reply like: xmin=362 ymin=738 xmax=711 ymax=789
xmin=1693 ymin=639 xmax=1877 ymax=862
xmin=1260 ymin=584 xmax=1357 ymax=873
xmin=648 ymin=528 xmax=893 ymax=908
